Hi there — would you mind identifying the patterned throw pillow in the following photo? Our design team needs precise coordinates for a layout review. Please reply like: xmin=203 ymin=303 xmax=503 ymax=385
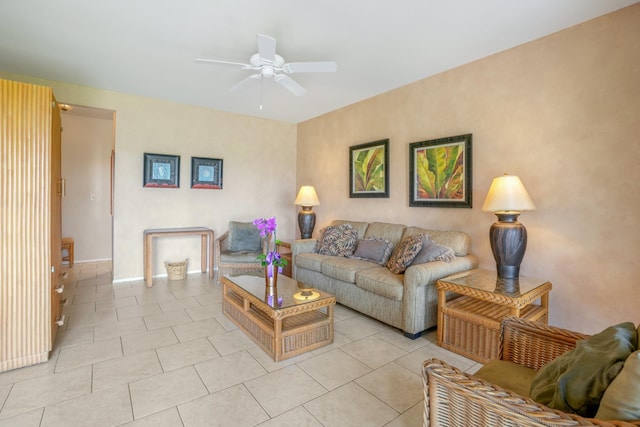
xmin=411 ymin=235 xmax=456 ymax=265
xmin=350 ymin=238 xmax=394 ymax=265
xmin=314 ymin=223 xmax=358 ymax=257
xmin=386 ymin=234 xmax=424 ymax=274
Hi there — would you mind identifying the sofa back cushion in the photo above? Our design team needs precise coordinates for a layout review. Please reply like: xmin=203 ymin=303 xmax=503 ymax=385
xmin=364 ymin=222 xmax=406 ymax=246
xmin=402 ymin=226 xmax=470 ymax=256
xmin=330 ymin=220 xmax=369 ymax=240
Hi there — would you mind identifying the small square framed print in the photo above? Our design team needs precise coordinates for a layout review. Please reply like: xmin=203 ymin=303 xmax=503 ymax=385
xmin=143 ymin=153 xmax=180 ymax=188
xmin=191 ymin=157 xmax=223 ymax=189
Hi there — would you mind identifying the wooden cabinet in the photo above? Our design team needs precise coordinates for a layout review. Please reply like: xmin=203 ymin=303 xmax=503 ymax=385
xmin=0 ymin=79 xmax=63 ymax=372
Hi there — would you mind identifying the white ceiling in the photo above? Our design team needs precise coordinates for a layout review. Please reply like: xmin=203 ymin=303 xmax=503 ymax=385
xmin=1 ymin=0 xmax=636 ymax=123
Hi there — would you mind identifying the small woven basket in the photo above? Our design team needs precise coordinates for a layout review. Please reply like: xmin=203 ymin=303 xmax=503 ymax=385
xmin=165 ymin=259 xmax=187 ymax=280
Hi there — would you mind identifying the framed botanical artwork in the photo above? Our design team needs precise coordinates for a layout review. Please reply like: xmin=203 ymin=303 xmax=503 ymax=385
xmin=191 ymin=157 xmax=223 ymax=189
xmin=349 ymin=139 xmax=389 ymax=198
xmin=409 ymin=134 xmax=472 ymax=208
xmin=143 ymin=153 xmax=180 ymax=188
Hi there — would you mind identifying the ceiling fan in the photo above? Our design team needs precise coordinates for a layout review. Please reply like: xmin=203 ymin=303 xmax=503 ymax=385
xmin=195 ymin=34 xmax=337 ymax=98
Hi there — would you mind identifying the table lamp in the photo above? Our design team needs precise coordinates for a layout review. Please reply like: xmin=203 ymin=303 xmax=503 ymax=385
xmin=481 ymin=174 xmax=536 ymax=279
xmin=294 ymin=186 xmax=320 ymax=239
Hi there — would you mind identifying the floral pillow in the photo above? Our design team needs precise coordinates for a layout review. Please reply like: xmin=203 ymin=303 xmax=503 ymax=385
xmin=350 ymin=238 xmax=394 ymax=265
xmin=314 ymin=223 xmax=358 ymax=257
xmin=386 ymin=234 xmax=424 ymax=274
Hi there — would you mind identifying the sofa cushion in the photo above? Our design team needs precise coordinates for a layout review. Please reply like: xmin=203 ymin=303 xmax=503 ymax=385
xmin=402 ymin=226 xmax=470 ymax=257
xmin=351 ymin=238 xmax=394 ymax=265
xmin=355 ymin=267 xmax=404 ymax=300
xmin=321 ymin=257 xmax=379 ymax=283
xmin=411 ymin=236 xmax=456 ymax=265
xmin=386 ymin=234 xmax=423 ymax=274
xmin=529 ymin=322 xmax=637 ymax=417
xmin=227 ymin=221 xmax=262 ymax=252
xmin=474 ymin=360 xmax=537 ymax=398
xmin=315 ymin=223 xmax=359 ymax=257
xmin=295 ymin=252 xmax=330 ymax=273
xmin=329 ymin=220 xmax=369 ymax=240
xmin=363 ymin=222 xmax=406 ymax=246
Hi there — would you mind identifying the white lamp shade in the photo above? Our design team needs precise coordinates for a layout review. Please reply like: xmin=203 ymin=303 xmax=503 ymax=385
xmin=481 ymin=175 xmax=535 ymax=213
xmin=294 ymin=186 xmax=320 ymax=206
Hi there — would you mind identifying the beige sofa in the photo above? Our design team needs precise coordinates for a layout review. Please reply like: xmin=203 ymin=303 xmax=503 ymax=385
xmin=291 ymin=220 xmax=478 ymax=338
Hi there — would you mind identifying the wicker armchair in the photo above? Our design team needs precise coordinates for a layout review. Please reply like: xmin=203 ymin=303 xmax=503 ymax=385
xmin=214 ymin=221 xmax=290 ymax=283
xmin=423 ymin=317 xmax=640 ymax=427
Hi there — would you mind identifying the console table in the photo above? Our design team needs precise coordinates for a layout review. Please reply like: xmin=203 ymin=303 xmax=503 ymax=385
xmin=436 ymin=268 xmax=551 ymax=364
xmin=143 ymin=227 xmax=215 ymax=287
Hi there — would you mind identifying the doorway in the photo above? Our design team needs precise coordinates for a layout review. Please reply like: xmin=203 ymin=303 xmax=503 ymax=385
xmin=60 ymin=104 xmax=115 ymax=269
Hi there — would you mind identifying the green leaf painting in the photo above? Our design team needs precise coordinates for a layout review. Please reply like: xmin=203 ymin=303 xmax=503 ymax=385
xmin=415 ymin=144 xmax=465 ymax=200
xmin=354 ymin=147 xmax=385 ymax=192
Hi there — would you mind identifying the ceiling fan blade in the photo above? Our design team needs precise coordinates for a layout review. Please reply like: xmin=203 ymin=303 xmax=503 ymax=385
xmin=282 ymin=61 xmax=337 ymax=73
xmin=229 ymin=74 xmax=261 ymax=92
xmin=257 ymin=33 xmax=277 ymax=63
xmin=194 ymin=58 xmax=251 ymax=68
xmin=274 ymin=74 xmax=306 ymax=96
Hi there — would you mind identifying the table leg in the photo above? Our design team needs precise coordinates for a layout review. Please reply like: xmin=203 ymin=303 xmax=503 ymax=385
xmin=437 ymin=288 xmax=446 ymax=345
xmin=208 ymin=231 xmax=215 ymax=279
xmin=274 ymin=318 xmax=282 ymax=362
xmin=200 ymin=234 xmax=207 ymax=274
xmin=143 ymin=233 xmax=147 ymax=283
xmin=328 ymin=304 xmax=335 ymax=344
xmin=541 ymin=292 xmax=549 ymax=324
xmin=145 ymin=234 xmax=153 ymax=287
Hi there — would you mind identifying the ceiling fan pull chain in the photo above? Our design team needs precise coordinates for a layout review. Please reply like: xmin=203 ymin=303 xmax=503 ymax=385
xmin=259 ymin=76 xmax=263 ymax=110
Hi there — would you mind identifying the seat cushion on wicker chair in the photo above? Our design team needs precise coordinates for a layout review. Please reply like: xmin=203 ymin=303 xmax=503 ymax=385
xmin=220 ymin=250 xmax=262 ymax=263
xmin=474 ymin=360 xmax=537 ymax=397
xmin=227 ymin=221 xmax=262 ymax=252
xmin=529 ymin=321 xmax=637 ymax=417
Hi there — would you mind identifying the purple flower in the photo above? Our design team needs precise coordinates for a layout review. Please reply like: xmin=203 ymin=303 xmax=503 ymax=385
xmin=253 ymin=217 xmax=277 ymax=237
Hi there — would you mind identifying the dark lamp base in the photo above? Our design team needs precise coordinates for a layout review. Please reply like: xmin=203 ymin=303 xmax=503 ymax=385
xmin=489 ymin=212 xmax=528 ymax=280
xmin=298 ymin=206 xmax=316 ymax=239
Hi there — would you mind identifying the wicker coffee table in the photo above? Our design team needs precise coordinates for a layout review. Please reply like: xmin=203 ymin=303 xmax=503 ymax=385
xmin=436 ymin=269 xmax=551 ymax=364
xmin=221 ymin=273 xmax=335 ymax=362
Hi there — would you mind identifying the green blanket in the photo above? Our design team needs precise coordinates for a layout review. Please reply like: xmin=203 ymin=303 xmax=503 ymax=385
xmin=529 ymin=322 xmax=637 ymax=417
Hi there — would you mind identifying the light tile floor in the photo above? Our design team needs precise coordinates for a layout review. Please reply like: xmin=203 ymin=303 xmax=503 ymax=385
xmin=0 ymin=261 xmax=481 ymax=427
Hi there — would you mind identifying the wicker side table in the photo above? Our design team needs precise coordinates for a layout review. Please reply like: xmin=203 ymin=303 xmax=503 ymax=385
xmin=436 ymin=269 xmax=551 ymax=364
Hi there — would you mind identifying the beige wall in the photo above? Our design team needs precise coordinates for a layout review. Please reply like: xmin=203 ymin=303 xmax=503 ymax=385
xmin=0 ymin=72 xmax=298 ymax=281
xmin=61 ymin=112 xmax=114 ymax=262
xmin=2 ymin=4 xmax=638 ymax=332
xmin=297 ymin=5 xmax=640 ymax=334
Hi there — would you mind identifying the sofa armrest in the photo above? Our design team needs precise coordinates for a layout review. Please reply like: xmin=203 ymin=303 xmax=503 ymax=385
xmin=500 ymin=316 xmax=590 ymax=371
xmin=404 ymin=255 xmax=478 ymax=290
xmin=422 ymin=358 xmax=625 ymax=427
xmin=291 ymin=238 xmax=317 ymax=256
xmin=291 ymin=239 xmax=317 ymax=279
